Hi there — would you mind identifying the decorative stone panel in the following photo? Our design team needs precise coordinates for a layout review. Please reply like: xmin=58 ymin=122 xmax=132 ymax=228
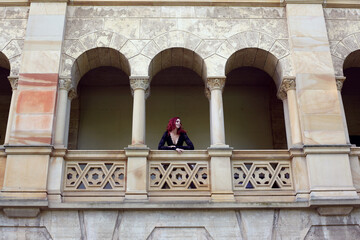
xmin=232 ymin=160 xmax=293 ymax=190
xmin=64 ymin=161 xmax=126 ymax=191
xmin=149 ymin=160 xmax=209 ymax=191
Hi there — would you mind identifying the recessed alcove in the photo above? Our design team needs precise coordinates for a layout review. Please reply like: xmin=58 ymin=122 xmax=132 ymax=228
xmin=68 ymin=66 xmax=132 ymax=150
xmin=0 ymin=52 xmax=11 ymax=145
xmin=146 ymin=66 xmax=210 ymax=150
xmin=343 ymin=67 xmax=360 ymax=147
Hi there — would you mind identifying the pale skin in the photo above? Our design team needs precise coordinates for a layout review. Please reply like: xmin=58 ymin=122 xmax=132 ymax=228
xmin=169 ymin=118 xmax=183 ymax=153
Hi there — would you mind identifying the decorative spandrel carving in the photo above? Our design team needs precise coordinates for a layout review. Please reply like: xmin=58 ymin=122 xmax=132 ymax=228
xmin=8 ymin=76 xmax=18 ymax=91
xmin=277 ymin=77 xmax=296 ymax=100
xmin=336 ymin=76 xmax=346 ymax=91
xmin=206 ymin=77 xmax=226 ymax=91
xmin=232 ymin=160 xmax=293 ymax=190
xmin=149 ymin=160 xmax=210 ymax=191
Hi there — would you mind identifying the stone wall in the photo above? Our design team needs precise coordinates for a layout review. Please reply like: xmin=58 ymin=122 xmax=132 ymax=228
xmin=60 ymin=6 xmax=292 ymax=84
xmin=0 ymin=208 xmax=360 ymax=239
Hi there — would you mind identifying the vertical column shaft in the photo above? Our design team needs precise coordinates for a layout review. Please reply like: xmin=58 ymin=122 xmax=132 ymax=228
xmin=4 ymin=76 xmax=18 ymax=145
xmin=54 ymin=78 xmax=72 ymax=147
xmin=130 ymin=77 xmax=149 ymax=146
xmin=336 ymin=77 xmax=350 ymax=144
xmin=278 ymin=77 xmax=302 ymax=147
xmin=207 ymin=77 xmax=227 ymax=147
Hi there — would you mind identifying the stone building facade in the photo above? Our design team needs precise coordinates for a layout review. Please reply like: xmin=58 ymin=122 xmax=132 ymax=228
xmin=0 ymin=0 xmax=360 ymax=239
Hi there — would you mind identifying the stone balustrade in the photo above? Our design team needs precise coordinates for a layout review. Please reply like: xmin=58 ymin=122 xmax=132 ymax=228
xmin=57 ymin=148 xmax=360 ymax=203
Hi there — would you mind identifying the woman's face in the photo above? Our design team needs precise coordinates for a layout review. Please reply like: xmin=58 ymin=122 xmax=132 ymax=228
xmin=175 ymin=118 xmax=181 ymax=129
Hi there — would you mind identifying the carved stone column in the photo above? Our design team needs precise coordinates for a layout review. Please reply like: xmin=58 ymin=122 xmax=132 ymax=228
xmin=54 ymin=77 xmax=73 ymax=147
xmin=336 ymin=76 xmax=350 ymax=144
xmin=125 ymin=76 xmax=150 ymax=201
xmin=129 ymin=76 xmax=149 ymax=147
xmin=278 ymin=77 xmax=302 ymax=147
xmin=206 ymin=77 xmax=234 ymax=202
xmin=4 ymin=76 xmax=18 ymax=145
xmin=206 ymin=77 xmax=227 ymax=147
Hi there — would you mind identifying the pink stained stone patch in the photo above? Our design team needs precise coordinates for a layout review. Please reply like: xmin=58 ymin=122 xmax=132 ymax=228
xmin=15 ymin=114 xmax=53 ymax=131
xmin=16 ymin=90 xmax=56 ymax=114
xmin=19 ymin=73 xmax=58 ymax=87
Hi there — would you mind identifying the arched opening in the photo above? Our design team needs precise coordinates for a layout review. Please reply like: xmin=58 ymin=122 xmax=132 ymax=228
xmin=224 ymin=48 xmax=287 ymax=149
xmin=68 ymin=48 xmax=131 ymax=150
xmin=0 ymin=52 xmax=11 ymax=145
xmin=342 ymin=50 xmax=360 ymax=147
xmin=146 ymin=48 xmax=209 ymax=149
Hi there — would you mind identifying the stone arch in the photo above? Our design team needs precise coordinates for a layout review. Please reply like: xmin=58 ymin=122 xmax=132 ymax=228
xmin=331 ymin=32 xmax=360 ymax=76
xmin=0 ymin=40 xmax=23 ymax=76
xmin=221 ymin=31 xmax=291 ymax=87
xmin=70 ymin=47 xmax=130 ymax=89
xmin=148 ymin=47 xmax=206 ymax=83
xmin=135 ymin=30 xmax=204 ymax=77
xmin=60 ymin=31 xmax=132 ymax=84
xmin=0 ymin=52 xmax=10 ymax=71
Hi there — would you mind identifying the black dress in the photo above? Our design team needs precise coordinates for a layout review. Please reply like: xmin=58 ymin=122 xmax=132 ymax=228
xmin=158 ymin=131 xmax=194 ymax=150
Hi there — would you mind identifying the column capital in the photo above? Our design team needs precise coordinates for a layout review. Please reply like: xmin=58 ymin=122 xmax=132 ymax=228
xmin=130 ymin=76 xmax=150 ymax=91
xmin=8 ymin=76 xmax=18 ymax=91
xmin=68 ymin=88 xmax=77 ymax=100
xmin=336 ymin=76 xmax=346 ymax=91
xmin=206 ymin=77 xmax=226 ymax=91
xmin=59 ymin=77 xmax=73 ymax=91
xmin=277 ymin=76 xmax=296 ymax=100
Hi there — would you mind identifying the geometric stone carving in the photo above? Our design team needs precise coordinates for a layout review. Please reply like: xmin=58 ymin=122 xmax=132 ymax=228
xmin=304 ymin=225 xmax=360 ymax=240
xmin=149 ymin=161 xmax=209 ymax=190
xmin=147 ymin=227 xmax=214 ymax=240
xmin=336 ymin=76 xmax=346 ymax=91
xmin=232 ymin=160 xmax=293 ymax=190
xmin=64 ymin=161 xmax=126 ymax=191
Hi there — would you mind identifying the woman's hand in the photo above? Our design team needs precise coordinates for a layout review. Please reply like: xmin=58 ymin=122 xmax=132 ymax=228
xmin=175 ymin=148 xmax=183 ymax=153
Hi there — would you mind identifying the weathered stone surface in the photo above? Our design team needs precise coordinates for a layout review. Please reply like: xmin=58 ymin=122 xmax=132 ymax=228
xmin=83 ymin=211 xmax=119 ymax=240
xmin=140 ymin=19 xmax=177 ymax=39
xmin=40 ymin=211 xmax=82 ymax=239
xmin=305 ymin=225 xmax=360 ymax=240
xmin=5 ymin=7 xmax=29 ymax=19
xmin=0 ymin=226 xmax=52 ymax=240
xmin=3 ymin=208 xmax=40 ymax=218
xmin=326 ymin=20 xmax=360 ymax=41
xmin=65 ymin=18 xmax=104 ymax=39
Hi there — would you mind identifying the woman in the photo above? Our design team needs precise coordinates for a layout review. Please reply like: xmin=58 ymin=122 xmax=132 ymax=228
xmin=158 ymin=117 xmax=194 ymax=152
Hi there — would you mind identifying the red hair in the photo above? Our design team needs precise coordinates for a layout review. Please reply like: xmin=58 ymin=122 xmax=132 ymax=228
xmin=166 ymin=117 xmax=186 ymax=135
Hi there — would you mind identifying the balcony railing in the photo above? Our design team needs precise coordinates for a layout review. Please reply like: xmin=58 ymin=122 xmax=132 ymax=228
xmin=63 ymin=150 xmax=127 ymax=201
xmin=62 ymin=149 xmax=299 ymax=202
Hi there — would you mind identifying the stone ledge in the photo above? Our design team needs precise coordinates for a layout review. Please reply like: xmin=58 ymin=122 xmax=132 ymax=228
xmin=3 ymin=207 xmax=40 ymax=218
xmin=317 ymin=206 xmax=354 ymax=216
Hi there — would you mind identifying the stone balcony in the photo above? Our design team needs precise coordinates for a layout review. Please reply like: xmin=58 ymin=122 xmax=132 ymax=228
xmin=59 ymin=148 xmax=360 ymax=206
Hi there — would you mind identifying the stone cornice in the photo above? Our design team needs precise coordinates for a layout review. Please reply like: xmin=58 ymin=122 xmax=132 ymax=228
xmin=206 ymin=77 xmax=226 ymax=91
xmin=0 ymin=0 xmax=359 ymax=8
xmin=336 ymin=76 xmax=346 ymax=91
xmin=277 ymin=76 xmax=296 ymax=100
